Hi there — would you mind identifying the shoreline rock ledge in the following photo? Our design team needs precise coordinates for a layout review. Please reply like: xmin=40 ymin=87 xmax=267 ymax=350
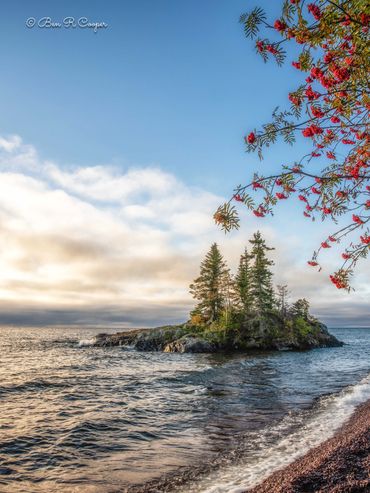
xmin=91 ymin=321 xmax=343 ymax=353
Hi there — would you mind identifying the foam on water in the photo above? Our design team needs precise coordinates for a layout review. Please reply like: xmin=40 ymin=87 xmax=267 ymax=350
xmin=183 ymin=372 xmax=370 ymax=493
xmin=2 ymin=327 xmax=369 ymax=493
xmin=78 ymin=337 xmax=97 ymax=347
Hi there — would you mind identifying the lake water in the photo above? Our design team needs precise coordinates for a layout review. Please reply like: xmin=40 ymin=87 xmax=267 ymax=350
xmin=0 ymin=327 xmax=369 ymax=493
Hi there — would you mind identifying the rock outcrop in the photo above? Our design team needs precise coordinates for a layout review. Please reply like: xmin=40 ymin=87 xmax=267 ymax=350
xmin=163 ymin=335 xmax=215 ymax=353
xmin=91 ymin=319 xmax=343 ymax=354
xmin=93 ymin=326 xmax=189 ymax=351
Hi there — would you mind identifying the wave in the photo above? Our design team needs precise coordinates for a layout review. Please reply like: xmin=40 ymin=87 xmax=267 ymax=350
xmin=181 ymin=372 xmax=370 ymax=493
xmin=77 ymin=338 xmax=96 ymax=347
xmin=0 ymin=379 xmax=70 ymax=396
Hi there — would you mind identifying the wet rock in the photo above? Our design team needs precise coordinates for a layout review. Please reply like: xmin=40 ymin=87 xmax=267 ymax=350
xmin=93 ymin=325 xmax=188 ymax=351
xmin=163 ymin=336 xmax=215 ymax=353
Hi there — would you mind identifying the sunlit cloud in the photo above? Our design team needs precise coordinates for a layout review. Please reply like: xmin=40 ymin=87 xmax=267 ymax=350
xmin=0 ymin=135 xmax=368 ymax=327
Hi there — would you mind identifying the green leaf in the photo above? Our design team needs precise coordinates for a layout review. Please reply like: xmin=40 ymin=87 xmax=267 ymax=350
xmin=240 ymin=7 xmax=266 ymax=39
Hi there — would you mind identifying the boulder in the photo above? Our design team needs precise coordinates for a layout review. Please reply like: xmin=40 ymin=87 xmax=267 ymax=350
xmin=163 ymin=335 xmax=215 ymax=353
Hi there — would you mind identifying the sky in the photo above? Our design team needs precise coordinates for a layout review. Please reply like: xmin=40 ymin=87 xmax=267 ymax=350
xmin=0 ymin=0 xmax=368 ymax=327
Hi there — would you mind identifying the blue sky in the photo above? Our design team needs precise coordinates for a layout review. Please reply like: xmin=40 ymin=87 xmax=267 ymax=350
xmin=0 ymin=1 xmax=368 ymax=327
xmin=0 ymin=0 xmax=304 ymax=191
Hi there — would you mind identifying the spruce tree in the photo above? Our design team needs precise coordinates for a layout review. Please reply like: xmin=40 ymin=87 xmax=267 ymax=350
xmin=249 ymin=231 xmax=275 ymax=314
xmin=234 ymin=248 xmax=253 ymax=316
xmin=290 ymin=298 xmax=310 ymax=320
xmin=276 ymin=284 xmax=289 ymax=319
xmin=189 ymin=243 xmax=229 ymax=324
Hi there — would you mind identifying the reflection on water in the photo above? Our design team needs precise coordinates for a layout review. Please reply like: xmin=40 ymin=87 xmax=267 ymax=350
xmin=0 ymin=327 xmax=369 ymax=492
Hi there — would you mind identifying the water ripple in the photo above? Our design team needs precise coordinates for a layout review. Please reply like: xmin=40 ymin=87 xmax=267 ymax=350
xmin=0 ymin=326 xmax=369 ymax=493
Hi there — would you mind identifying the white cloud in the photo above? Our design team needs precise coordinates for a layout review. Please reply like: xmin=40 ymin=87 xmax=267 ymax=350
xmin=0 ymin=135 xmax=22 ymax=153
xmin=0 ymin=135 xmax=368 ymax=327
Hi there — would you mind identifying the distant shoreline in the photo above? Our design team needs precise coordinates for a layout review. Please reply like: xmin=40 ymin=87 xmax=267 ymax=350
xmin=247 ymin=399 xmax=370 ymax=493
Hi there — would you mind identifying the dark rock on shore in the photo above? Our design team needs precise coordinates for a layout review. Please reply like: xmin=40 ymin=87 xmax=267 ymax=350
xmin=93 ymin=326 xmax=191 ymax=351
xmin=272 ymin=323 xmax=343 ymax=351
xmin=163 ymin=335 xmax=215 ymax=353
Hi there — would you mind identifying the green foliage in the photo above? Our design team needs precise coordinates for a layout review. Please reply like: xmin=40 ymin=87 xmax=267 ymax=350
xmin=293 ymin=317 xmax=314 ymax=337
xmin=276 ymin=284 xmax=289 ymax=318
xmin=188 ymin=233 xmax=325 ymax=350
xmin=214 ymin=203 xmax=240 ymax=232
xmin=240 ymin=7 xmax=266 ymax=38
xmin=234 ymin=248 xmax=253 ymax=315
xmin=298 ymin=50 xmax=313 ymax=71
xmin=290 ymin=298 xmax=310 ymax=319
xmin=218 ymin=308 xmax=245 ymax=332
xmin=189 ymin=243 xmax=230 ymax=324
xmin=249 ymin=231 xmax=276 ymax=314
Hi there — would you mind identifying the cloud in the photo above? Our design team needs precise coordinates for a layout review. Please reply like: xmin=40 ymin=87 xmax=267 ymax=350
xmin=0 ymin=135 xmax=368 ymax=327
xmin=0 ymin=135 xmax=22 ymax=153
xmin=0 ymin=135 xmax=221 ymax=325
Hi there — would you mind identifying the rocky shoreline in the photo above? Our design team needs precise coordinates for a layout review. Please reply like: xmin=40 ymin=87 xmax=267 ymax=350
xmin=126 ymin=398 xmax=370 ymax=493
xmin=246 ymin=399 xmax=370 ymax=493
xmin=91 ymin=322 xmax=343 ymax=353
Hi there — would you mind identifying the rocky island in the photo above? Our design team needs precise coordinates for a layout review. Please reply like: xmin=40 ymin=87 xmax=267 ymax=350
xmin=93 ymin=232 xmax=342 ymax=353
xmin=93 ymin=319 xmax=341 ymax=352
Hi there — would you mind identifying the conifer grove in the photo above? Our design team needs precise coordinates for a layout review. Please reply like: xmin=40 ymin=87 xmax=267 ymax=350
xmin=189 ymin=232 xmax=317 ymax=343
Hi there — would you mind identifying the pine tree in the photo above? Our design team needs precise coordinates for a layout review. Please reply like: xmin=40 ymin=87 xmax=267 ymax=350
xmin=290 ymin=298 xmax=310 ymax=320
xmin=234 ymin=248 xmax=253 ymax=316
xmin=276 ymin=284 xmax=289 ymax=319
xmin=249 ymin=231 xmax=275 ymax=314
xmin=189 ymin=243 xmax=229 ymax=324
xmin=221 ymin=269 xmax=234 ymax=327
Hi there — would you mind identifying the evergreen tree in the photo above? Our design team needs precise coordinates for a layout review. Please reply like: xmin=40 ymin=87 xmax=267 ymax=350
xmin=276 ymin=284 xmax=289 ymax=319
xmin=221 ymin=270 xmax=235 ymax=327
xmin=290 ymin=298 xmax=310 ymax=320
xmin=189 ymin=243 xmax=229 ymax=324
xmin=249 ymin=231 xmax=275 ymax=314
xmin=234 ymin=248 xmax=253 ymax=316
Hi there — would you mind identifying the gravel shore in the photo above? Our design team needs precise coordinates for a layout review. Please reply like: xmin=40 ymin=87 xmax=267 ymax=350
xmin=247 ymin=400 xmax=370 ymax=493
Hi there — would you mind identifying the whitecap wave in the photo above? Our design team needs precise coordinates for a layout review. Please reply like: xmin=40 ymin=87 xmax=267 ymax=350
xmin=182 ymin=372 xmax=370 ymax=493
xmin=77 ymin=338 xmax=96 ymax=347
